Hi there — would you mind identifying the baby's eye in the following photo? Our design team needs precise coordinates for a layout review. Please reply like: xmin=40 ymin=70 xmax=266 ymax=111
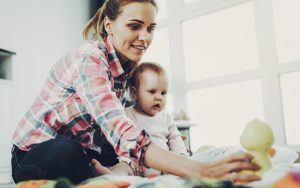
xmin=148 ymin=90 xmax=156 ymax=94
xmin=162 ymin=91 xmax=167 ymax=95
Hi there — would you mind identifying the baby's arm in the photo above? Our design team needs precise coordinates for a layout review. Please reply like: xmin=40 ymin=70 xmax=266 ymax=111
xmin=166 ymin=113 xmax=188 ymax=156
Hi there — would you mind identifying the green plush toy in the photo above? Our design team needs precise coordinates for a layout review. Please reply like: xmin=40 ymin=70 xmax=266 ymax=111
xmin=240 ymin=119 xmax=275 ymax=177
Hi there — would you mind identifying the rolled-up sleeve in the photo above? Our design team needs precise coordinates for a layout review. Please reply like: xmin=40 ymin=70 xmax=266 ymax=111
xmin=73 ymin=53 xmax=151 ymax=164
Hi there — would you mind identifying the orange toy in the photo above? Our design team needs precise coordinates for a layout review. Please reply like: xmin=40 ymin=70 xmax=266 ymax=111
xmin=18 ymin=180 xmax=52 ymax=188
xmin=77 ymin=181 xmax=130 ymax=188
xmin=275 ymin=172 xmax=300 ymax=188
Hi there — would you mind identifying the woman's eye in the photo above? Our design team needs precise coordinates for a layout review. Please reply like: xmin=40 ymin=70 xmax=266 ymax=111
xmin=129 ymin=24 xmax=140 ymax=30
xmin=147 ymin=26 xmax=156 ymax=33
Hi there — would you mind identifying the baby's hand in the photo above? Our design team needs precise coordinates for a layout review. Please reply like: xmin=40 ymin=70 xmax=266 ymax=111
xmin=91 ymin=159 xmax=113 ymax=176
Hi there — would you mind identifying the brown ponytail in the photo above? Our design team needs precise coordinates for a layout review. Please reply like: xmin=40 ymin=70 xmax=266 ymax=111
xmin=82 ymin=1 xmax=108 ymax=40
xmin=82 ymin=0 xmax=158 ymax=40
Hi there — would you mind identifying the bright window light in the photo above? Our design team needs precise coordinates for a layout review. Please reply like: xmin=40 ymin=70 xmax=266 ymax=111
xmin=187 ymin=79 xmax=264 ymax=151
xmin=142 ymin=28 xmax=170 ymax=70
xmin=184 ymin=0 xmax=199 ymax=4
xmin=166 ymin=94 xmax=174 ymax=114
xmin=156 ymin=0 xmax=167 ymax=20
xmin=280 ymin=71 xmax=300 ymax=145
xmin=272 ymin=0 xmax=300 ymax=63
xmin=182 ymin=2 xmax=259 ymax=81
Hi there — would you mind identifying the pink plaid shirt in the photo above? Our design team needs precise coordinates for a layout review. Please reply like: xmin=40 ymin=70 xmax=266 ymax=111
xmin=12 ymin=37 xmax=151 ymax=165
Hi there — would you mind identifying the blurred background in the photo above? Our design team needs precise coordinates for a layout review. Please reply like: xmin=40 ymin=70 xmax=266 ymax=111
xmin=0 ymin=0 xmax=300 ymax=184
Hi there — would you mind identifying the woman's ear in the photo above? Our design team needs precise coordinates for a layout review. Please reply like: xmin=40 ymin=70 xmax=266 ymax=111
xmin=103 ymin=16 xmax=112 ymax=35
xmin=130 ymin=87 xmax=137 ymax=100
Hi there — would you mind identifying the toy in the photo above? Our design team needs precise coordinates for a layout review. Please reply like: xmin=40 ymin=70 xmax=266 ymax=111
xmin=240 ymin=119 xmax=275 ymax=177
xmin=274 ymin=172 xmax=300 ymax=188
xmin=16 ymin=178 xmax=130 ymax=188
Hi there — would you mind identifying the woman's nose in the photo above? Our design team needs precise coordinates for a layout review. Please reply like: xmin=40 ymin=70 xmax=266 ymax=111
xmin=138 ymin=30 xmax=150 ymax=42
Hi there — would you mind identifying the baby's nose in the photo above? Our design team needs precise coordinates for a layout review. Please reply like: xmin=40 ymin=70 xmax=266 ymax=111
xmin=154 ymin=95 xmax=162 ymax=100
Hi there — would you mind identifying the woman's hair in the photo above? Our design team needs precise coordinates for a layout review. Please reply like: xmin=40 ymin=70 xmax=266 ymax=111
xmin=127 ymin=62 xmax=166 ymax=90
xmin=82 ymin=0 xmax=158 ymax=40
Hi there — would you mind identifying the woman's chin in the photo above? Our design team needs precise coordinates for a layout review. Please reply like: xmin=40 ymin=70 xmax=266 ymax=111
xmin=127 ymin=51 xmax=145 ymax=62
xmin=128 ymin=56 xmax=142 ymax=63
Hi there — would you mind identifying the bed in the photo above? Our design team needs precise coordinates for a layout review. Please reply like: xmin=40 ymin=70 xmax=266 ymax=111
xmin=15 ymin=146 xmax=300 ymax=188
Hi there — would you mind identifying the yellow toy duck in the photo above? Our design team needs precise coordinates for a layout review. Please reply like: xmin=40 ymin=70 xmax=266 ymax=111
xmin=240 ymin=119 xmax=275 ymax=177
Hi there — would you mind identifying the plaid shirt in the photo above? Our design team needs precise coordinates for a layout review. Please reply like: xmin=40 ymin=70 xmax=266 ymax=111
xmin=12 ymin=37 xmax=151 ymax=165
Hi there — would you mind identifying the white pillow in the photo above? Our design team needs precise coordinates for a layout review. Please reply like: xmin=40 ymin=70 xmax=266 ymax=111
xmin=190 ymin=145 xmax=299 ymax=165
xmin=190 ymin=146 xmax=244 ymax=163
xmin=270 ymin=146 xmax=299 ymax=165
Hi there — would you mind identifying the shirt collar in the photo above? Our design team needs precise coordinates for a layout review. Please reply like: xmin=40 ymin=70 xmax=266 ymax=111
xmin=99 ymin=36 xmax=125 ymax=78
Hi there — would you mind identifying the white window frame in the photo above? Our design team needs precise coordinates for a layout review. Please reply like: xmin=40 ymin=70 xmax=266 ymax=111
xmin=156 ymin=0 xmax=300 ymax=151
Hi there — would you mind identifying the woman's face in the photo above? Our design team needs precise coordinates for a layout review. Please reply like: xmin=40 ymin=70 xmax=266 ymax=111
xmin=105 ymin=2 xmax=157 ymax=63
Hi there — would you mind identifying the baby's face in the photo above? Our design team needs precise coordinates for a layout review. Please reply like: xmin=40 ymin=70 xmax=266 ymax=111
xmin=135 ymin=70 xmax=168 ymax=116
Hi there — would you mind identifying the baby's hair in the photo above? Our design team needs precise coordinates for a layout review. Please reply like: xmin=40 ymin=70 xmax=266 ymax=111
xmin=127 ymin=62 xmax=166 ymax=90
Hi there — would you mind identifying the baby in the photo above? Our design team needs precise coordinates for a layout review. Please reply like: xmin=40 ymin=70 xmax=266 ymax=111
xmin=92 ymin=62 xmax=187 ymax=177
xmin=125 ymin=62 xmax=188 ymax=176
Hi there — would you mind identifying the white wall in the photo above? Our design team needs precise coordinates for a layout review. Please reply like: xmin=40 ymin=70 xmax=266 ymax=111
xmin=0 ymin=0 xmax=90 ymax=127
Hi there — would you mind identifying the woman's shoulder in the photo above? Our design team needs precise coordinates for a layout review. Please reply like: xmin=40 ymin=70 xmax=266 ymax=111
xmin=77 ymin=40 xmax=107 ymax=57
xmin=63 ymin=40 xmax=110 ymax=68
xmin=57 ymin=40 xmax=108 ymax=67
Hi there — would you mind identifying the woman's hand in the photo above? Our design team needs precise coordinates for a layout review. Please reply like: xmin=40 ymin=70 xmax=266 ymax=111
xmin=198 ymin=153 xmax=260 ymax=184
xmin=145 ymin=143 xmax=260 ymax=185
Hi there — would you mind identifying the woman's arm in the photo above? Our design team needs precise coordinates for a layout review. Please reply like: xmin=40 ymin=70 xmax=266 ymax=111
xmin=73 ymin=52 xmax=151 ymax=162
xmin=144 ymin=143 xmax=260 ymax=184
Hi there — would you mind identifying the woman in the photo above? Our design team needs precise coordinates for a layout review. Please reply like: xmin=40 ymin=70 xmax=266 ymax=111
xmin=11 ymin=0 xmax=260 ymax=184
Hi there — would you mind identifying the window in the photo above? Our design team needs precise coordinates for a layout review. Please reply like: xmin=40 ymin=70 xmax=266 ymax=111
xmin=272 ymin=0 xmax=300 ymax=63
xmin=280 ymin=71 xmax=300 ymax=145
xmin=142 ymin=28 xmax=170 ymax=70
xmin=160 ymin=0 xmax=300 ymax=150
xmin=187 ymin=79 xmax=264 ymax=151
xmin=184 ymin=0 xmax=199 ymax=4
xmin=182 ymin=2 xmax=259 ymax=81
xmin=156 ymin=0 xmax=167 ymax=20
xmin=166 ymin=94 xmax=174 ymax=113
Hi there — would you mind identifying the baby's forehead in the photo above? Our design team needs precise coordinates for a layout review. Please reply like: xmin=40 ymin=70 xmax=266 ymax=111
xmin=141 ymin=69 xmax=167 ymax=79
xmin=140 ymin=77 xmax=169 ymax=91
xmin=140 ymin=70 xmax=167 ymax=81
